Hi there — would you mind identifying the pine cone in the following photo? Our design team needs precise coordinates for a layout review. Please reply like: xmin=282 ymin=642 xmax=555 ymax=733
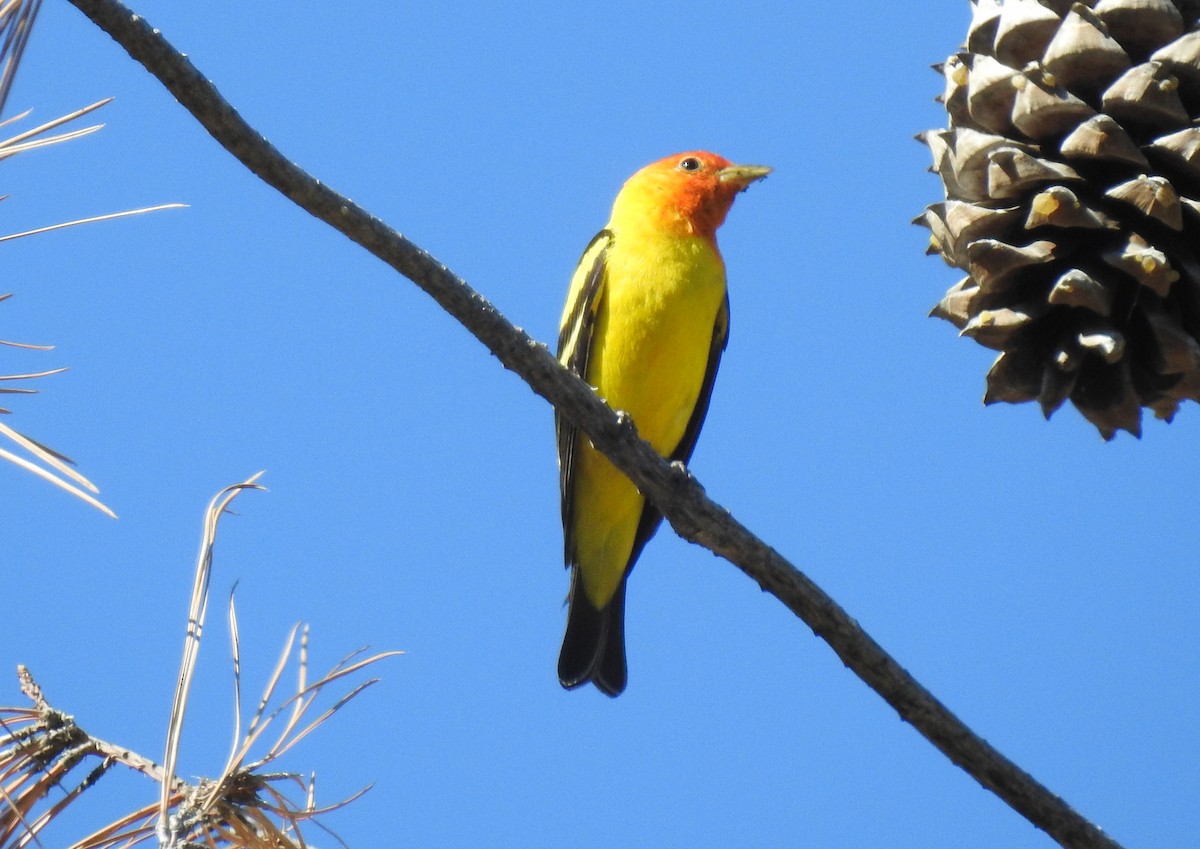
xmin=919 ymin=0 xmax=1200 ymax=439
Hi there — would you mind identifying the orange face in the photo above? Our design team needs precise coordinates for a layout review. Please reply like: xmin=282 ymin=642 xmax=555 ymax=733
xmin=614 ymin=151 xmax=771 ymax=239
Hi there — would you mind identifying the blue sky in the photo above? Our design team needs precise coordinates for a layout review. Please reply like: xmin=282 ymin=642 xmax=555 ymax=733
xmin=3 ymin=1 xmax=1196 ymax=847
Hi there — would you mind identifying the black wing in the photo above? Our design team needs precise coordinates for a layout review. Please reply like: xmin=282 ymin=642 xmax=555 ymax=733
xmin=556 ymin=229 xmax=612 ymax=562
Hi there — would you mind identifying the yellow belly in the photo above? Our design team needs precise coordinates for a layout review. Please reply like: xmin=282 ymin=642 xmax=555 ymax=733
xmin=571 ymin=234 xmax=726 ymax=607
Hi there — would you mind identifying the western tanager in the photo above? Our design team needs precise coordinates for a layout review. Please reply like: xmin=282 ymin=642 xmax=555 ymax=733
xmin=556 ymin=150 xmax=770 ymax=696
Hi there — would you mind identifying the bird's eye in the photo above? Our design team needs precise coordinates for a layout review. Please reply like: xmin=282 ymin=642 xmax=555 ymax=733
xmin=678 ymin=157 xmax=702 ymax=172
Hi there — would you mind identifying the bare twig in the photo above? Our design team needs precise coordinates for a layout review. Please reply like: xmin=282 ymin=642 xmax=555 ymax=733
xmin=61 ymin=3 xmax=1125 ymax=848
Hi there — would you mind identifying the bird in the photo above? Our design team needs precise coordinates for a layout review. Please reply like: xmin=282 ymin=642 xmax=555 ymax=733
xmin=555 ymin=150 xmax=770 ymax=696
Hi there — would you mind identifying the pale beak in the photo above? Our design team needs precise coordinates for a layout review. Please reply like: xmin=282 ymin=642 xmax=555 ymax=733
xmin=718 ymin=164 xmax=772 ymax=189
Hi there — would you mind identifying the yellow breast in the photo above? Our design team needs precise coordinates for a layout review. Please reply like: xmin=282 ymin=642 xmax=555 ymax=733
xmin=569 ymin=230 xmax=726 ymax=607
xmin=590 ymin=233 xmax=725 ymax=451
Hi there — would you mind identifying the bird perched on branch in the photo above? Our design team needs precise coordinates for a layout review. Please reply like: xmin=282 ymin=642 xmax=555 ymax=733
xmin=555 ymin=150 xmax=770 ymax=696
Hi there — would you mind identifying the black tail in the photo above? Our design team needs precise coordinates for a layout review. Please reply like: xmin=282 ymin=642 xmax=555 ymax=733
xmin=557 ymin=570 xmax=627 ymax=697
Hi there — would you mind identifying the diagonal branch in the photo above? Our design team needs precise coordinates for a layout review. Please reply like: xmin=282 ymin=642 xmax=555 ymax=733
xmin=62 ymin=2 xmax=1123 ymax=848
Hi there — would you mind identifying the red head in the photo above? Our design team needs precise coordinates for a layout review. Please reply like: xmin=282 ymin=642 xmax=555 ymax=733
xmin=609 ymin=151 xmax=771 ymax=240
